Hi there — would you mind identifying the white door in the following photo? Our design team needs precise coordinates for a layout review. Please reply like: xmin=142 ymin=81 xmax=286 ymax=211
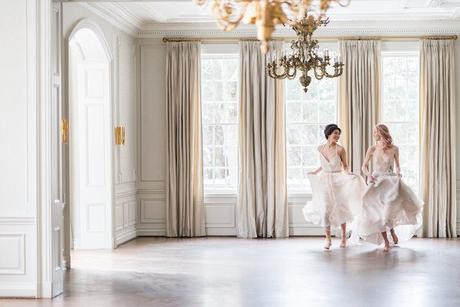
xmin=72 ymin=61 xmax=112 ymax=249
xmin=51 ymin=85 xmax=65 ymax=296
xmin=51 ymin=2 xmax=64 ymax=297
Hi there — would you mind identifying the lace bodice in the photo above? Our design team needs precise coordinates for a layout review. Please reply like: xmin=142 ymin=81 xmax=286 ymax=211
xmin=372 ymin=149 xmax=395 ymax=175
xmin=319 ymin=145 xmax=342 ymax=173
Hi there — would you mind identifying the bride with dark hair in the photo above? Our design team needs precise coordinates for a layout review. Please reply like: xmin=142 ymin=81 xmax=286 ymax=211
xmin=303 ymin=124 xmax=365 ymax=250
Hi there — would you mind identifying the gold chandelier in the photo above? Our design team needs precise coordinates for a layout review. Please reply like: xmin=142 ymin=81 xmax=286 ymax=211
xmin=267 ymin=13 xmax=343 ymax=92
xmin=194 ymin=0 xmax=350 ymax=53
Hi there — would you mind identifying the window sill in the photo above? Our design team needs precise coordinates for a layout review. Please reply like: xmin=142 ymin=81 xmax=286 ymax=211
xmin=288 ymin=191 xmax=313 ymax=198
xmin=203 ymin=191 xmax=312 ymax=198
xmin=204 ymin=190 xmax=237 ymax=198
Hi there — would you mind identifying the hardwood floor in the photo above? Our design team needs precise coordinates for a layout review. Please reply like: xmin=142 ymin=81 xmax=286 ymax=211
xmin=2 ymin=237 xmax=460 ymax=307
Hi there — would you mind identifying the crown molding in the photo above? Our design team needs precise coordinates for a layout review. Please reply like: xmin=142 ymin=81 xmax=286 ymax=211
xmin=80 ymin=2 xmax=140 ymax=37
xmin=74 ymin=2 xmax=460 ymax=40
xmin=138 ymin=19 xmax=460 ymax=39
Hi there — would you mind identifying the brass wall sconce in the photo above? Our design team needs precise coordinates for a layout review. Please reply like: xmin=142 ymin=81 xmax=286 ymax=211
xmin=114 ymin=126 xmax=125 ymax=145
xmin=61 ymin=119 xmax=69 ymax=145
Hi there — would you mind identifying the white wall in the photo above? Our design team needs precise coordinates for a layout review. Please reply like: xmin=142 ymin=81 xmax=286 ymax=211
xmin=62 ymin=3 xmax=137 ymax=246
xmin=137 ymin=39 xmax=167 ymax=236
xmin=0 ymin=0 xmax=38 ymax=297
xmin=138 ymin=38 xmax=460 ymax=237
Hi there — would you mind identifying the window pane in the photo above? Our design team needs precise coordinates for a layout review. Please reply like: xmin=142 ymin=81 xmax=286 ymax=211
xmin=286 ymin=75 xmax=337 ymax=191
xmin=202 ymin=55 xmax=239 ymax=191
xmin=382 ymin=54 xmax=420 ymax=194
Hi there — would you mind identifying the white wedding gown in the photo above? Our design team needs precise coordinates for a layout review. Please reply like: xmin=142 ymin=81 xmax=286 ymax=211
xmin=303 ymin=146 xmax=365 ymax=229
xmin=352 ymin=152 xmax=423 ymax=245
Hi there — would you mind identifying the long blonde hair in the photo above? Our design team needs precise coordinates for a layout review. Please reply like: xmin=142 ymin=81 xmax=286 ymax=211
xmin=375 ymin=124 xmax=393 ymax=150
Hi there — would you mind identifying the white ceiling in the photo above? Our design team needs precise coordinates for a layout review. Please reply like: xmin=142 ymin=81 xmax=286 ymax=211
xmin=80 ymin=0 xmax=460 ymax=29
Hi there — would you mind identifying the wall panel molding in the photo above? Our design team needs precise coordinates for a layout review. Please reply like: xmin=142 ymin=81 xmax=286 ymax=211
xmin=0 ymin=217 xmax=36 ymax=225
xmin=0 ymin=233 xmax=26 ymax=275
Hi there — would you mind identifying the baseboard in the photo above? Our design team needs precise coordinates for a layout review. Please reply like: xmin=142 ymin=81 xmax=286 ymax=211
xmin=115 ymin=229 xmax=137 ymax=246
xmin=289 ymin=226 xmax=324 ymax=236
xmin=206 ymin=228 xmax=237 ymax=236
xmin=136 ymin=229 xmax=166 ymax=236
xmin=0 ymin=283 xmax=37 ymax=298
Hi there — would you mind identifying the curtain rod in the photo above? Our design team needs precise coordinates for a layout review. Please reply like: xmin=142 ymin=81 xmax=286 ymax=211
xmin=162 ymin=35 xmax=457 ymax=43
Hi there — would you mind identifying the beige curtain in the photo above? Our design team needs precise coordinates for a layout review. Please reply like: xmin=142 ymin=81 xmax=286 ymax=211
xmin=237 ymin=41 xmax=289 ymax=238
xmin=339 ymin=40 xmax=381 ymax=174
xmin=166 ymin=42 xmax=205 ymax=237
xmin=420 ymin=39 xmax=457 ymax=238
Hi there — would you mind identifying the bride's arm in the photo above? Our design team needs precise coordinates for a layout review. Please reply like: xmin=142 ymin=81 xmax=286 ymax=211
xmin=362 ymin=147 xmax=374 ymax=179
xmin=308 ymin=166 xmax=322 ymax=175
xmin=394 ymin=146 xmax=402 ymax=176
xmin=339 ymin=146 xmax=351 ymax=173
xmin=308 ymin=146 xmax=323 ymax=175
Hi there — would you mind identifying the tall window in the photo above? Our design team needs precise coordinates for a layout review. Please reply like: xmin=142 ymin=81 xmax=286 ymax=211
xmin=381 ymin=53 xmax=420 ymax=194
xmin=285 ymin=77 xmax=338 ymax=191
xmin=201 ymin=54 xmax=239 ymax=191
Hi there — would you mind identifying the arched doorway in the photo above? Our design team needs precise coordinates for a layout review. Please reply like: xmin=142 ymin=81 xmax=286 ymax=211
xmin=67 ymin=21 xmax=113 ymax=250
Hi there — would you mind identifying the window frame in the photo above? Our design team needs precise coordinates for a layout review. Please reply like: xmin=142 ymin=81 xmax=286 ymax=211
xmin=284 ymin=41 xmax=340 ymax=193
xmin=380 ymin=49 xmax=420 ymax=195
xmin=201 ymin=45 xmax=240 ymax=194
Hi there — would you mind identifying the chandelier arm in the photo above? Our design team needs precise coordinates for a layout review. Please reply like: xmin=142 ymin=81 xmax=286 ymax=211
xmin=286 ymin=66 xmax=298 ymax=79
xmin=268 ymin=62 xmax=289 ymax=79
xmin=324 ymin=67 xmax=338 ymax=78
xmin=333 ymin=0 xmax=352 ymax=8
xmin=323 ymin=63 xmax=344 ymax=78
xmin=313 ymin=66 xmax=326 ymax=80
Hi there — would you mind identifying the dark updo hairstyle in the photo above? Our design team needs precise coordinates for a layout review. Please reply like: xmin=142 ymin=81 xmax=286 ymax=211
xmin=324 ymin=124 xmax=341 ymax=140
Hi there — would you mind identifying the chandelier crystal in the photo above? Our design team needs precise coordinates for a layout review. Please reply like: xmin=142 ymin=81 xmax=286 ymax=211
xmin=267 ymin=13 xmax=344 ymax=92
xmin=194 ymin=0 xmax=350 ymax=53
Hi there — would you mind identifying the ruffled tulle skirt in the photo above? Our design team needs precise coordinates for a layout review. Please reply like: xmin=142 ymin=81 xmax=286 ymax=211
xmin=303 ymin=172 xmax=365 ymax=229
xmin=351 ymin=173 xmax=423 ymax=245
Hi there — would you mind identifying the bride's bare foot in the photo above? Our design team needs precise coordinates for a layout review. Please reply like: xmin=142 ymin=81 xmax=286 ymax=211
xmin=390 ymin=230 xmax=399 ymax=245
xmin=324 ymin=239 xmax=332 ymax=250
xmin=381 ymin=231 xmax=390 ymax=252
xmin=383 ymin=242 xmax=390 ymax=252
xmin=340 ymin=238 xmax=347 ymax=248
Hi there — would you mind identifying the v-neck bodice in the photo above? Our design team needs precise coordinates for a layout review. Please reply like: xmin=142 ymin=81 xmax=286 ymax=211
xmin=319 ymin=145 xmax=342 ymax=173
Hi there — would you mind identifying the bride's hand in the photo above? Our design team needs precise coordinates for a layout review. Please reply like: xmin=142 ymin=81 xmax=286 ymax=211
xmin=397 ymin=172 xmax=402 ymax=178
xmin=369 ymin=175 xmax=376 ymax=183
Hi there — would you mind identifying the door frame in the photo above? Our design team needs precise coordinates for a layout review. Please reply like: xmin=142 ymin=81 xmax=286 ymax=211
xmin=64 ymin=18 xmax=116 ymax=257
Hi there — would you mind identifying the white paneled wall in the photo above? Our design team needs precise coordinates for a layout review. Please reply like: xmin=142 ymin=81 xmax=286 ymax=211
xmin=0 ymin=0 xmax=38 ymax=297
xmin=137 ymin=40 xmax=167 ymax=236
xmin=63 ymin=3 xmax=138 ymax=246
xmin=114 ymin=35 xmax=137 ymax=245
